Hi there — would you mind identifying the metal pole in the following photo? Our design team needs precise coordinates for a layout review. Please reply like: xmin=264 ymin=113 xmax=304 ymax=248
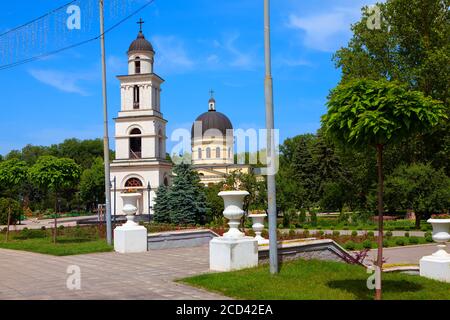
xmin=113 ymin=176 xmax=117 ymax=223
xmin=99 ymin=0 xmax=113 ymax=245
xmin=264 ymin=0 xmax=279 ymax=274
xmin=147 ymin=182 xmax=152 ymax=223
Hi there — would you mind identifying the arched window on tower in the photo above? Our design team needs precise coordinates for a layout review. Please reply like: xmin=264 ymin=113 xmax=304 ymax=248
xmin=216 ymin=147 xmax=221 ymax=159
xmin=125 ymin=177 xmax=143 ymax=188
xmin=129 ymin=128 xmax=142 ymax=159
xmin=135 ymin=57 xmax=141 ymax=74
xmin=198 ymin=148 xmax=202 ymax=159
xmin=206 ymin=148 xmax=211 ymax=159
xmin=133 ymin=85 xmax=140 ymax=109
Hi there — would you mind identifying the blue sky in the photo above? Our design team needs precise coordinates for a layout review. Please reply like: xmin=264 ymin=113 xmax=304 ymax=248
xmin=0 ymin=0 xmax=375 ymax=155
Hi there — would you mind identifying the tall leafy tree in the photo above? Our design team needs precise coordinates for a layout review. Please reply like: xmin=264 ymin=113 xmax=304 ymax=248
xmin=79 ymin=157 xmax=105 ymax=210
xmin=384 ymin=163 xmax=450 ymax=227
xmin=29 ymin=156 xmax=81 ymax=243
xmin=0 ymin=159 xmax=28 ymax=241
xmin=322 ymin=79 xmax=447 ymax=300
xmin=334 ymin=0 xmax=450 ymax=173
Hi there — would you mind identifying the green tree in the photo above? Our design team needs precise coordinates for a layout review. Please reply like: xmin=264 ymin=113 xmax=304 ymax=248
xmin=0 ymin=198 xmax=21 ymax=226
xmin=204 ymin=183 xmax=224 ymax=223
xmin=79 ymin=157 xmax=105 ymax=210
xmin=153 ymin=186 xmax=172 ymax=223
xmin=0 ymin=159 xmax=28 ymax=241
xmin=334 ymin=0 xmax=450 ymax=174
xmin=384 ymin=163 xmax=450 ymax=227
xmin=322 ymin=79 xmax=447 ymax=300
xmin=29 ymin=156 xmax=81 ymax=243
xmin=168 ymin=164 xmax=207 ymax=225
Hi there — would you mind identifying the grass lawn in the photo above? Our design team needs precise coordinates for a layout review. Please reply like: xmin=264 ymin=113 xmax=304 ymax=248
xmin=0 ymin=229 xmax=113 ymax=256
xmin=181 ymin=259 xmax=450 ymax=300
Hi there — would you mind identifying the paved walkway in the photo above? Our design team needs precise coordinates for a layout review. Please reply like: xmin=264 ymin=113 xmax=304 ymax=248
xmin=0 ymin=246 xmax=226 ymax=300
xmin=367 ymin=243 xmax=439 ymax=265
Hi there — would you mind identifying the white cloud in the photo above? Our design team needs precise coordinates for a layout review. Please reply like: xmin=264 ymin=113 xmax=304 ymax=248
xmin=28 ymin=69 xmax=95 ymax=96
xmin=152 ymin=35 xmax=194 ymax=73
xmin=287 ymin=4 xmax=367 ymax=52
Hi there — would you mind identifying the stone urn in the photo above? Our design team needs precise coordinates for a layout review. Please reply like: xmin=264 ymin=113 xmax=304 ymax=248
xmin=218 ymin=191 xmax=249 ymax=239
xmin=121 ymin=193 xmax=142 ymax=227
xmin=248 ymin=213 xmax=269 ymax=245
xmin=428 ymin=218 xmax=450 ymax=258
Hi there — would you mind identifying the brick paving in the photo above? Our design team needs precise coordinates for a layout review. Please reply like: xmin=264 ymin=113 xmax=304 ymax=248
xmin=0 ymin=246 xmax=227 ymax=300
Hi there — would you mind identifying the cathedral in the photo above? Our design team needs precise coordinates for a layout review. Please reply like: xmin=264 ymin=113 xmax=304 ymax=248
xmin=111 ymin=26 xmax=251 ymax=216
xmin=191 ymin=95 xmax=251 ymax=186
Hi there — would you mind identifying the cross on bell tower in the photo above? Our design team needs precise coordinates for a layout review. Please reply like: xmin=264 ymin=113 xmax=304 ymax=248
xmin=137 ymin=18 xmax=145 ymax=32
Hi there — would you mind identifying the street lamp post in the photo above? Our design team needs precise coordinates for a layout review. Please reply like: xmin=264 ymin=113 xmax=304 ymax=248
xmin=99 ymin=0 xmax=113 ymax=245
xmin=147 ymin=182 xmax=152 ymax=223
xmin=264 ymin=0 xmax=279 ymax=274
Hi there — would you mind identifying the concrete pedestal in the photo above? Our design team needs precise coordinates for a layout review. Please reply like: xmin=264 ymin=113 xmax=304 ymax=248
xmin=210 ymin=237 xmax=258 ymax=272
xmin=420 ymin=249 xmax=450 ymax=283
xmin=114 ymin=225 xmax=148 ymax=254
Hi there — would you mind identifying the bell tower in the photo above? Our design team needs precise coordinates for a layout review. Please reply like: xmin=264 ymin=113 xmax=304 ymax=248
xmin=110 ymin=20 xmax=172 ymax=217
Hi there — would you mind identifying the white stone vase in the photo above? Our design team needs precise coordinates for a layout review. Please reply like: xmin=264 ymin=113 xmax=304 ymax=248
xmin=428 ymin=218 xmax=450 ymax=258
xmin=248 ymin=213 xmax=269 ymax=245
xmin=218 ymin=191 xmax=249 ymax=239
xmin=121 ymin=193 xmax=142 ymax=227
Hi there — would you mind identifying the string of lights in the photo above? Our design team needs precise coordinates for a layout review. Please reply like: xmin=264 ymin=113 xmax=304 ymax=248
xmin=0 ymin=0 xmax=155 ymax=71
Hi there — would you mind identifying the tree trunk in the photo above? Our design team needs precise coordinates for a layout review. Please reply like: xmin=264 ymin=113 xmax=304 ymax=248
xmin=415 ymin=212 xmax=421 ymax=230
xmin=375 ymin=144 xmax=384 ymax=301
xmin=5 ymin=205 xmax=11 ymax=242
xmin=53 ymin=196 xmax=58 ymax=244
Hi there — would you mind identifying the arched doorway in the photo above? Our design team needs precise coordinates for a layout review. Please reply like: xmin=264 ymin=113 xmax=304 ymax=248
xmin=129 ymin=128 xmax=142 ymax=159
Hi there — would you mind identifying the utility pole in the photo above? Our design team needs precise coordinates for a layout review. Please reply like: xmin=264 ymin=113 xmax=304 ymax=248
xmin=264 ymin=0 xmax=278 ymax=274
xmin=99 ymin=0 xmax=113 ymax=245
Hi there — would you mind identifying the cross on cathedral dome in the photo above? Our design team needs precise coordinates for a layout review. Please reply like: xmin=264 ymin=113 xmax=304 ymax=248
xmin=192 ymin=95 xmax=233 ymax=139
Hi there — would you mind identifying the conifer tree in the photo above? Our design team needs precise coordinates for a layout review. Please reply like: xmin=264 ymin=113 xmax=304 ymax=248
xmin=153 ymin=186 xmax=171 ymax=223
xmin=167 ymin=164 xmax=207 ymax=225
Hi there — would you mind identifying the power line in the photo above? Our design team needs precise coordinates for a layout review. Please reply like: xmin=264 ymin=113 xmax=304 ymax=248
xmin=0 ymin=0 xmax=156 ymax=71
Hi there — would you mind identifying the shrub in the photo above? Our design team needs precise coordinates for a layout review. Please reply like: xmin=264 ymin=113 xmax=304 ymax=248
xmin=40 ymin=226 xmax=46 ymax=231
xmin=395 ymin=238 xmax=406 ymax=246
xmin=367 ymin=231 xmax=375 ymax=238
xmin=332 ymin=231 xmax=340 ymax=237
xmin=344 ymin=241 xmax=356 ymax=251
xmin=310 ymin=210 xmax=318 ymax=226
xmin=405 ymin=232 xmax=410 ymax=238
xmin=288 ymin=229 xmax=296 ymax=237
xmin=278 ymin=224 xmax=284 ymax=229
xmin=362 ymin=240 xmax=373 ymax=249
xmin=409 ymin=237 xmax=419 ymax=245
xmin=351 ymin=230 xmax=358 ymax=237
xmin=298 ymin=208 xmax=307 ymax=224
xmin=383 ymin=239 xmax=389 ymax=247
xmin=318 ymin=231 xmax=325 ymax=236
xmin=0 ymin=198 xmax=22 ymax=225
xmin=303 ymin=230 xmax=310 ymax=238
xmin=15 ymin=228 xmax=47 ymax=240
xmin=425 ymin=231 xmax=432 ymax=238
xmin=58 ymin=225 xmax=65 ymax=230
xmin=420 ymin=225 xmax=428 ymax=232
xmin=385 ymin=231 xmax=393 ymax=238
xmin=425 ymin=235 xmax=433 ymax=242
